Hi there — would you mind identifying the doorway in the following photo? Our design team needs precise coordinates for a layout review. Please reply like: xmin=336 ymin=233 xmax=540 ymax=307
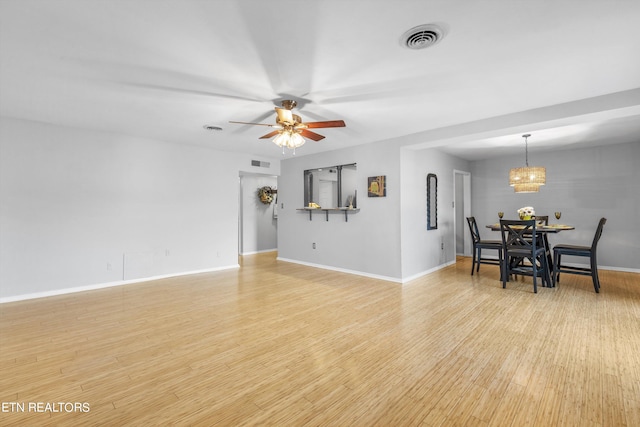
xmin=238 ymin=173 xmax=278 ymax=255
xmin=453 ymin=170 xmax=471 ymax=257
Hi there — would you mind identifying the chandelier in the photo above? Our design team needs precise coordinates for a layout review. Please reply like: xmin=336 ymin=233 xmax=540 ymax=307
xmin=509 ymin=134 xmax=546 ymax=193
xmin=272 ymin=126 xmax=305 ymax=154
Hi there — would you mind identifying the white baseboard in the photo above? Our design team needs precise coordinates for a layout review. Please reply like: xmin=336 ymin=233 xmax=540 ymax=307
xmin=0 ymin=264 xmax=240 ymax=304
xmin=276 ymin=257 xmax=403 ymax=283
xmin=6 ymin=257 xmax=633 ymax=304
xmin=240 ymin=249 xmax=277 ymax=256
xmin=402 ymin=260 xmax=457 ymax=283
xmin=598 ymin=265 xmax=640 ymax=274
xmin=276 ymin=257 xmax=458 ymax=284
xmin=459 ymin=255 xmax=640 ymax=274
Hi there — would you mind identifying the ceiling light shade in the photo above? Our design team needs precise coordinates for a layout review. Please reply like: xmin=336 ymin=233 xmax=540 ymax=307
xmin=513 ymin=183 xmax=541 ymax=193
xmin=509 ymin=134 xmax=546 ymax=192
xmin=289 ymin=132 xmax=305 ymax=148
xmin=272 ymin=132 xmax=287 ymax=146
xmin=273 ymin=129 xmax=305 ymax=154
xmin=509 ymin=166 xmax=546 ymax=185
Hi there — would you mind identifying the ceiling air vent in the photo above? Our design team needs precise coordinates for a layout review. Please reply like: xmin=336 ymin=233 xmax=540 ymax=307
xmin=401 ymin=24 xmax=446 ymax=50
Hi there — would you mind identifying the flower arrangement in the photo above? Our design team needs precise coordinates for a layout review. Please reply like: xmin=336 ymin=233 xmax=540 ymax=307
xmin=517 ymin=206 xmax=535 ymax=220
xmin=258 ymin=186 xmax=275 ymax=205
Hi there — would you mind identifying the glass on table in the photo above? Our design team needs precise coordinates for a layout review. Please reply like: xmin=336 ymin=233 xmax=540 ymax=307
xmin=555 ymin=211 xmax=561 ymax=220
xmin=498 ymin=212 xmax=504 ymax=219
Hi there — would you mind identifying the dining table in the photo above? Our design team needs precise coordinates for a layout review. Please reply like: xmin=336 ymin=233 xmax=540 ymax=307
xmin=486 ymin=222 xmax=575 ymax=232
xmin=486 ymin=221 xmax=575 ymax=287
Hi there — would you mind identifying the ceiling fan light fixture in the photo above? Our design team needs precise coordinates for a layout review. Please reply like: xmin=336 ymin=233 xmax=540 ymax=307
xmin=230 ymin=99 xmax=344 ymax=153
xmin=273 ymin=130 xmax=305 ymax=154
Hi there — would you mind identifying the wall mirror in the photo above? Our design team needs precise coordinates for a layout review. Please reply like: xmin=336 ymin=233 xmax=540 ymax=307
xmin=427 ymin=173 xmax=437 ymax=230
xmin=304 ymin=163 xmax=357 ymax=208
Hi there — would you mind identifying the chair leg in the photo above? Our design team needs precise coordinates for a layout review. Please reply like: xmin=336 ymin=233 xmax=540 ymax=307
xmin=554 ymin=252 xmax=561 ymax=286
xmin=471 ymin=247 xmax=477 ymax=276
xmin=543 ymin=255 xmax=552 ymax=288
xmin=502 ymin=257 xmax=508 ymax=289
xmin=591 ymin=253 xmax=600 ymax=293
xmin=476 ymin=249 xmax=482 ymax=273
xmin=531 ymin=256 xmax=538 ymax=294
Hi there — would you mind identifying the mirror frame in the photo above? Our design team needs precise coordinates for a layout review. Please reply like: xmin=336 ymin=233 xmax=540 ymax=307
xmin=427 ymin=173 xmax=437 ymax=230
xmin=304 ymin=163 xmax=357 ymax=208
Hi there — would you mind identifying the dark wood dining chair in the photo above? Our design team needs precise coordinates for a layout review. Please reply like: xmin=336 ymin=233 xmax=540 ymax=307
xmin=552 ymin=218 xmax=607 ymax=293
xmin=532 ymin=215 xmax=551 ymax=262
xmin=500 ymin=219 xmax=551 ymax=293
xmin=466 ymin=217 xmax=503 ymax=279
xmin=533 ymin=215 xmax=549 ymax=225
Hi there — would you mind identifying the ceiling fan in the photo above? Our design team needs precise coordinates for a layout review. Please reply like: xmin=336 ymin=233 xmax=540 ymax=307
xmin=229 ymin=100 xmax=346 ymax=153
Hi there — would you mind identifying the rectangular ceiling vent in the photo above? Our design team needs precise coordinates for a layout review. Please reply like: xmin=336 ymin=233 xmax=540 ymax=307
xmin=251 ymin=160 xmax=270 ymax=168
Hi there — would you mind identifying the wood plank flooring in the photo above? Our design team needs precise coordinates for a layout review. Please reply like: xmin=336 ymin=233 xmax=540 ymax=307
xmin=1 ymin=253 xmax=639 ymax=426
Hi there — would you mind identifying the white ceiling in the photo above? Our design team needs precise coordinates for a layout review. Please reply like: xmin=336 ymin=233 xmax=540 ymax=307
xmin=1 ymin=0 xmax=640 ymax=160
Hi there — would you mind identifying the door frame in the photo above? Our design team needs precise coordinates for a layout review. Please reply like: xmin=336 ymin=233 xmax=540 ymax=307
xmin=238 ymin=172 xmax=279 ymax=255
xmin=453 ymin=169 xmax=472 ymax=257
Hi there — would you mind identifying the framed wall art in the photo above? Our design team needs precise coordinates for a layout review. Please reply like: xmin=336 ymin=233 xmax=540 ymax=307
xmin=368 ymin=176 xmax=386 ymax=197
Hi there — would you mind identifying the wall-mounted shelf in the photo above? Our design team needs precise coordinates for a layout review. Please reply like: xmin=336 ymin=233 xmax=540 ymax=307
xmin=297 ymin=208 xmax=360 ymax=222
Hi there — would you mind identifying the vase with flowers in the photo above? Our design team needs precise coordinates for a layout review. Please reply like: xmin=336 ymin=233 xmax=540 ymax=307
xmin=518 ymin=206 xmax=535 ymax=220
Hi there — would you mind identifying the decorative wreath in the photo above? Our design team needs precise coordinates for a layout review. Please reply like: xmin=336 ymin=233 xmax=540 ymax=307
xmin=257 ymin=186 xmax=275 ymax=204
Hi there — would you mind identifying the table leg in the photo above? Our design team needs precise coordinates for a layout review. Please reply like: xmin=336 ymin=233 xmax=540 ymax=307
xmin=541 ymin=233 xmax=553 ymax=287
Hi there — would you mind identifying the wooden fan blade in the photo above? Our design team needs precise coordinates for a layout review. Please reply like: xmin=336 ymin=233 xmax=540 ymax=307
xmin=259 ymin=130 xmax=281 ymax=139
xmin=300 ymin=129 xmax=325 ymax=141
xmin=229 ymin=121 xmax=277 ymax=127
xmin=304 ymin=120 xmax=346 ymax=129
xmin=275 ymin=107 xmax=294 ymax=124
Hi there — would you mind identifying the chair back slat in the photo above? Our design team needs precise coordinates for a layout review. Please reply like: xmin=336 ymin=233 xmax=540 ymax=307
xmin=500 ymin=219 xmax=538 ymax=249
xmin=466 ymin=217 xmax=481 ymax=244
xmin=591 ymin=217 xmax=607 ymax=250
xmin=534 ymin=215 xmax=549 ymax=225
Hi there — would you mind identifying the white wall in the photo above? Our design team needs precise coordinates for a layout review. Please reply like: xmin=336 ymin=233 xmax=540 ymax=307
xmin=4 ymin=116 xmax=634 ymax=301
xmin=0 ymin=117 xmax=280 ymax=301
xmin=240 ymin=174 xmax=278 ymax=254
xmin=470 ymin=141 xmax=640 ymax=271
xmin=400 ymin=148 xmax=471 ymax=280
xmin=277 ymin=142 xmax=403 ymax=281
xmin=277 ymin=141 xmax=471 ymax=282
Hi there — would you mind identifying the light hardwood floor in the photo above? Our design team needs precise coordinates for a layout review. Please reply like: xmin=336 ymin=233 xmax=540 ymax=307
xmin=1 ymin=253 xmax=639 ymax=426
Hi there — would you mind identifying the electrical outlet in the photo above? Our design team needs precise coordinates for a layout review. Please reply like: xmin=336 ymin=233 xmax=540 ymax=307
xmin=107 ymin=262 xmax=112 ymax=271
xmin=441 ymin=242 xmax=444 ymax=250
xmin=312 ymin=242 xmax=316 ymax=249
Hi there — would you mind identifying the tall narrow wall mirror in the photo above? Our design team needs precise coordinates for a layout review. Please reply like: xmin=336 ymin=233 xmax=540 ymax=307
xmin=427 ymin=173 xmax=437 ymax=230
xmin=304 ymin=163 xmax=357 ymax=208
